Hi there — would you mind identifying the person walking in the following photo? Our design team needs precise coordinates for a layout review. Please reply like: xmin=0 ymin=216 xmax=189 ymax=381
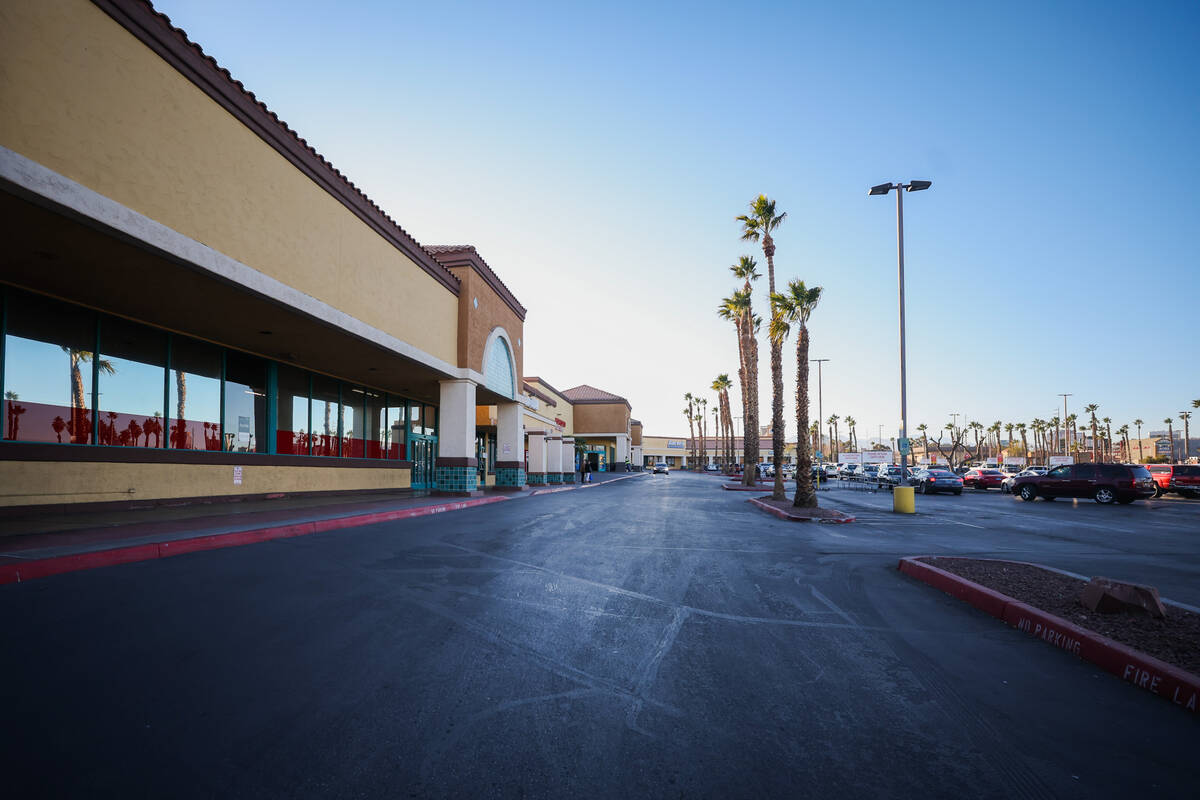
xmin=581 ymin=456 xmax=590 ymax=483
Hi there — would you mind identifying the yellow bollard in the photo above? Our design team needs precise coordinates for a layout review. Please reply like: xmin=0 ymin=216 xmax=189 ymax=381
xmin=893 ymin=486 xmax=915 ymax=514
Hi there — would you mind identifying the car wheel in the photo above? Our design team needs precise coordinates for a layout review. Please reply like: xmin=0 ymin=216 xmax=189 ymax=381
xmin=1153 ymin=486 xmax=1164 ymax=498
xmin=1018 ymin=485 xmax=1036 ymax=502
xmin=1094 ymin=487 xmax=1115 ymax=504
xmin=920 ymin=482 xmax=928 ymax=495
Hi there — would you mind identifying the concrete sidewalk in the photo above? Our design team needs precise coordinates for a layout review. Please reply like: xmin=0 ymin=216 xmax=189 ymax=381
xmin=0 ymin=471 xmax=646 ymax=582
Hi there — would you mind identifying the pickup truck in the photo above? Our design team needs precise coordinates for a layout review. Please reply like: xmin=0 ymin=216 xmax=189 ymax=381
xmin=1148 ymin=464 xmax=1200 ymax=498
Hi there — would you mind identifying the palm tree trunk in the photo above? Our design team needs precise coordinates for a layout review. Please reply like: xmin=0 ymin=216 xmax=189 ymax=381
xmin=743 ymin=319 xmax=760 ymax=486
xmin=793 ymin=324 xmax=817 ymax=507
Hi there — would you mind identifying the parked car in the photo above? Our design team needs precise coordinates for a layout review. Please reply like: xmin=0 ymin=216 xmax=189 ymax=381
xmin=704 ymin=464 xmax=720 ymax=473
xmin=963 ymin=468 xmax=1007 ymax=491
xmin=1012 ymin=463 xmax=1154 ymax=504
xmin=653 ymin=462 xmax=669 ymax=475
xmin=1001 ymin=468 xmax=1047 ymax=494
xmin=838 ymin=464 xmax=861 ymax=480
xmin=875 ymin=465 xmax=904 ymax=488
xmin=912 ymin=468 xmax=964 ymax=495
xmin=1169 ymin=465 xmax=1200 ymax=498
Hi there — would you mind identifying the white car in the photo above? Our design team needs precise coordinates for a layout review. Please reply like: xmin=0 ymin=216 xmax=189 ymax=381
xmin=653 ymin=462 xmax=669 ymax=475
xmin=1001 ymin=467 xmax=1047 ymax=493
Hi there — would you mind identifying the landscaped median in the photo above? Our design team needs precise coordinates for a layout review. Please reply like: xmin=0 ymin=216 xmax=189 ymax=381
xmin=747 ymin=496 xmax=855 ymax=523
xmin=899 ymin=556 xmax=1200 ymax=715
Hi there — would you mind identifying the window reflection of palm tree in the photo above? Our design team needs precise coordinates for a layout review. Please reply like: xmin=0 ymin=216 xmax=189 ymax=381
xmin=6 ymin=391 xmax=28 ymax=440
xmin=63 ymin=347 xmax=113 ymax=444
xmin=104 ymin=410 xmax=119 ymax=445
xmin=52 ymin=415 xmax=66 ymax=442
xmin=126 ymin=418 xmax=142 ymax=447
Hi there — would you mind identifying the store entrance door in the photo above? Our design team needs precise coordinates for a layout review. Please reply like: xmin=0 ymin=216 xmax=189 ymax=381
xmin=410 ymin=434 xmax=437 ymax=490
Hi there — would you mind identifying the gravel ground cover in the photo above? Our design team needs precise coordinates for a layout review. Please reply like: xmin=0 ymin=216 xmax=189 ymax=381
xmin=920 ymin=557 xmax=1200 ymax=675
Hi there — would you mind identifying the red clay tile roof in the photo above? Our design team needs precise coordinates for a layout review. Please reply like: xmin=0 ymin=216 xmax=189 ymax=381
xmin=99 ymin=0 xmax=460 ymax=294
xmin=563 ymin=385 xmax=629 ymax=404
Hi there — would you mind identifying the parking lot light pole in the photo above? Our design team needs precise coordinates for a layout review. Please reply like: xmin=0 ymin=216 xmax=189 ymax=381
xmin=812 ymin=358 xmax=830 ymax=484
xmin=870 ymin=180 xmax=930 ymax=485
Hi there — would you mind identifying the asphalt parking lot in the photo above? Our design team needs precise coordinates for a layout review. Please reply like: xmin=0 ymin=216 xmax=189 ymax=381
xmin=1 ymin=472 xmax=1196 ymax=798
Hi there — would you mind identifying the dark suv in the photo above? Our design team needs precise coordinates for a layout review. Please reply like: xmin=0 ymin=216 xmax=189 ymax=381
xmin=1012 ymin=463 xmax=1155 ymax=504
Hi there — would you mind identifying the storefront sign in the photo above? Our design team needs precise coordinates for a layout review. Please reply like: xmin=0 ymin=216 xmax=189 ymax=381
xmin=839 ymin=452 xmax=862 ymax=465
xmin=862 ymin=450 xmax=891 ymax=464
xmin=233 ymin=466 xmax=243 ymax=485
xmin=1049 ymin=455 xmax=1074 ymax=466
xmin=1155 ymin=439 xmax=1173 ymax=455
xmin=667 ymin=440 xmax=685 ymax=449
xmin=555 ymin=418 xmax=566 ymax=427
xmin=1004 ymin=457 xmax=1027 ymax=467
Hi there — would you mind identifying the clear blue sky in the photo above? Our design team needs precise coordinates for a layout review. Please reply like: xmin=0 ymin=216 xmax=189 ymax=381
xmin=152 ymin=0 xmax=1199 ymax=441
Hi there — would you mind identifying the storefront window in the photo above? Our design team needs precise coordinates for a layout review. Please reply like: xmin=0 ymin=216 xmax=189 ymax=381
xmin=2 ymin=291 xmax=95 ymax=444
xmin=311 ymin=376 xmax=339 ymax=456
xmin=223 ymin=351 xmax=267 ymax=453
xmin=364 ymin=389 xmax=385 ymax=458
xmin=169 ymin=336 xmax=222 ymax=450
xmin=342 ymin=386 xmax=364 ymax=458
xmin=98 ymin=317 xmax=167 ymax=447
xmin=410 ymin=403 xmax=423 ymax=435
xmin=276 ymin=365 xmax=310 ymax=455
xmin=386 ymin=399 xmax=407 ymax=459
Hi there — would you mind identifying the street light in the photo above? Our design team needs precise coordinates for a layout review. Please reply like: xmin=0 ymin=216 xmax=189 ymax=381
xmin=812 ymin=358 xmax=830 ymax=485
xmin=870 ymin=179 xmax=931 ymax=485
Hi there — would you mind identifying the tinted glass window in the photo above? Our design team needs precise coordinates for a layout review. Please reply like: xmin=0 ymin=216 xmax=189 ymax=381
xmin=1098 ymin=464 xmax=1124 ymax=479
xmin=1130 ymin=466 xmax=1153 ymax=479
xmin=224 ymin=351 xmax=267 ymax=453
xmin=98 ymin=317 xmax=166 ymax=447
xmin=385 ymin=399 xmax=406 ymax=459
xmin=311 ymin=376 xmax=339 ymax=456
xmin=276 ymin=365 xmax=310 ymax=455
xmin=3 ymin=291 xmax=96 ymax=444
xmin=364 ymin=389 xmax=385 ymax=459
xmin=1176 ymin=465 xmax=1200 ymax=476
xmin=1147 ymin=466 xmax=1169 ymax=473
xmin=1048 ymin=466 xmax=1071 ymax=477
xmin=170 ymin=336 xmax=222 ymax=450
xmin=1071 ymin=464 xmax=1097 ymax=479
xmin=341 ymin=387 xmax=365 ymax=458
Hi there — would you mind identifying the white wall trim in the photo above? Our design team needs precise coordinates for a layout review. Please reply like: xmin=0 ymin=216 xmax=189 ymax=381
xmin=0 ymin=145 xmax=474 ymax=382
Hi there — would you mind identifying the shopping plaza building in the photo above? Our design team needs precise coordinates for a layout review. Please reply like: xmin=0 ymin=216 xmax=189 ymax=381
xmin=0 ymin=0 xmax=636 ymax=509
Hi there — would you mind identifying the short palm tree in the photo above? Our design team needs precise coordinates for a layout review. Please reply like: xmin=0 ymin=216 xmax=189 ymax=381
xmin=1102 ymin=417 xmax=1113 ymax=461
xmin=737 ymin=196 xmax=788 ymax=500
xmin=683 ymin=393 xmax=696 ymax=467
xmin=845 ymin=416 xmax=858 ymax=454
xmin=1164 ymin=417 xmax=1176 ymax=462
xmin=712 ymin=374 xmax=733 ymax=472
xmin=1117 ymin=424 xmax=1130 ymax=462
xmin=828 ymin=414 xmax=840 ymax=461
xmin=1134 ymin=418 xmax=1145 ymax=462
xmin=1017 ymin=422 xmax=1029 ymax=462
xmin=917 ymin=423 xmax=929 ymax=463
xmin=771 ymin=279 xmax=822 ymax=507
xmin=718 ymin=277 xmax=759 ymax=485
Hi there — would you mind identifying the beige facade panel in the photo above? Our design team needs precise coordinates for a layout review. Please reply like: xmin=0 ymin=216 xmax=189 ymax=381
xmin=573 ymin=403 xmax=628 ymax=435
xmin=0 ymin=0 xmax=458 ymax=365
xmin=0 ymin=461 xmax=411 ymax=508
xmin=449 ymin=267 xmax=524 ymax=378
xmin=527 ymin=379 xmax=573 ymax=432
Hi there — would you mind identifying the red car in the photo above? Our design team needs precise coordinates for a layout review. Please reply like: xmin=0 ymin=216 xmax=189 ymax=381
xmin=963 ymin=468 xmax=1006 ymax=491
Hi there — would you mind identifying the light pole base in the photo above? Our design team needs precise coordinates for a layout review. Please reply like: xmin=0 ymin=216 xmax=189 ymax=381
xmin=893 ymin=486 xmax=916 ymax=514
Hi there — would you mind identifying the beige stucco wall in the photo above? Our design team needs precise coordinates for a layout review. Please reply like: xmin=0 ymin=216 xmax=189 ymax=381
xmin=0 ymin=0 xmax=457 ymax=365
xmin=527 ymin=380 xmax=573 ymax=433
xmin=0 ymin=460 xmax=411 ymax=507
xmin=573 ymin=403 xmax=629 ymax=435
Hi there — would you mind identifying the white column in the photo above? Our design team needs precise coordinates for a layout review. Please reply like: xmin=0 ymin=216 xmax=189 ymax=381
xmin=495 ymin=402 xmax=525 ymax=488
xmin=527 ymin=431 xmax=548 ymax=485
xmin=615 ymin=434 xmax=630 ymax=467
xmin=563 ymin=437 xmax=576 ymax=482
xmin=435 ymin=379 xmax=478 ymax=493
xmin=547 ymin=435 xmax=563 ymax=483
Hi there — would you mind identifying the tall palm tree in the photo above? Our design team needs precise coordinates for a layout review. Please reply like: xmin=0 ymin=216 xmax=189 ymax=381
xmin=718 ymin=291 xmax=757 ymax=484
xmin=828 ymin=414 xmax=840 ymax=461
xmin=772 ymin=278 xmax=822 ymax=507
xmin=1180 ymin=410 xmax=1192 ymax=462
xmin=1134 ymin=418 xmax=1145 ymax=462
xmin=683 ymin=393 xmax=696 ymax=468
xmin=1005 ymin=422 xmax=1015 ymax=459
xmin=1117 ymin=424 xmax=1130 ymax=463
xmin=1066 ymin=413 xmax=1078 ymax=455
xmin=1084 ymin=404 xmax=1099 ymax=461
xmin=845 ymin=416 xmax=858 ymax=454
xmin=916 ymin=423 xmax=929 ymax=464
xmin=699 ymin=397 xmax=709 ymax=468
xmin=989 ymin=421 xmax=1002 ymax=460
xmin=737 ymin=196 xmax=788 ymax=500
xmin=1017 ymin=422 xmax=1029 ymax=463
xmin=712 ymin=375 xmax=733 ymax=472
xmin=1164 ymin=417 xmax=1176 ymax=462
xmin=1048 ymin=415 xmax=1061 ymax=454
xmin=1102 ymin=417 xmax=1113 ymax=461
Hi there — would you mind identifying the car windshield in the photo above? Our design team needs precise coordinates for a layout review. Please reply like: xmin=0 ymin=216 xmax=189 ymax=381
xmin=1130 ymin=465 xmax=1153 ymax=479
xmin=981 ymin=470 xmax=1003 ymax=475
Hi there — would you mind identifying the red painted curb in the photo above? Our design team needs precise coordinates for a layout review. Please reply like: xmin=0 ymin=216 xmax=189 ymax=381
xmin=746 ymin=497 xmax=855 ymax=524
xmin=899 ymin=556 xmax=1200 ymax=714
xmin=0 ymin=496 xmax=510 ymax=585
